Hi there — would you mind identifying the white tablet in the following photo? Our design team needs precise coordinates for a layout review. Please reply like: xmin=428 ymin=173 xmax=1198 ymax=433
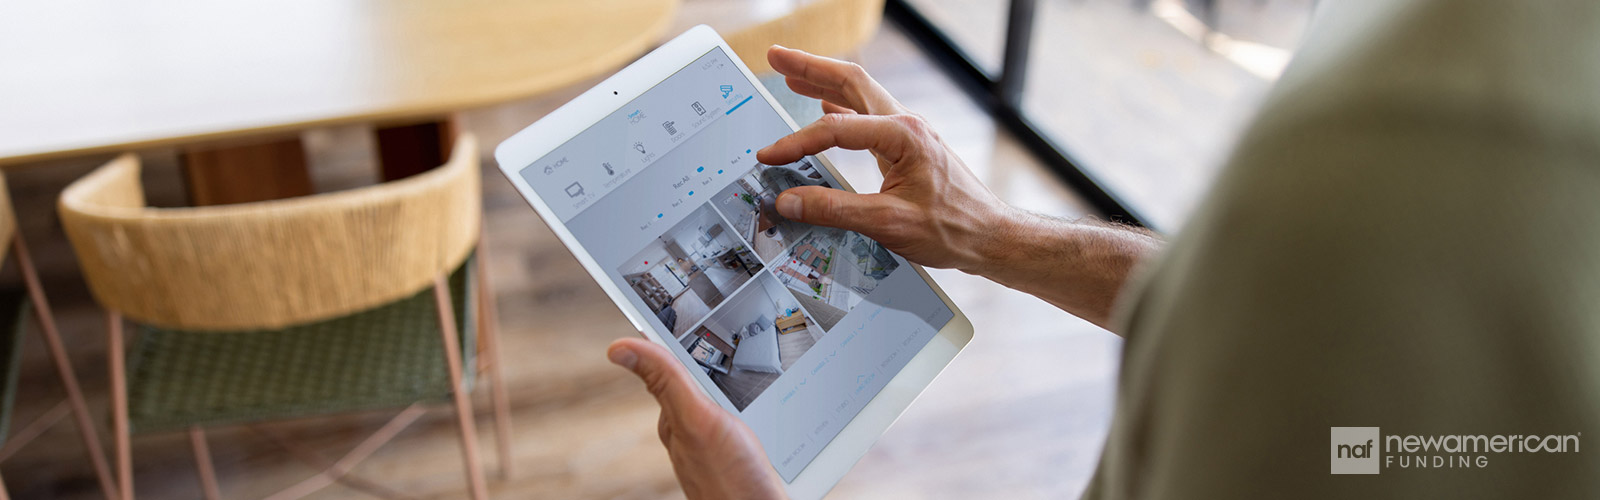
xmin=494 ymin=25 xmax=973 ymax=499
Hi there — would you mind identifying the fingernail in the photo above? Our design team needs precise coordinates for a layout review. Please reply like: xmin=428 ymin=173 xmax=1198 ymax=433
xmin=608 ymin=346 xmax=638 ymax=370
xmin=777 ymin=192 xmax=803 ymax=220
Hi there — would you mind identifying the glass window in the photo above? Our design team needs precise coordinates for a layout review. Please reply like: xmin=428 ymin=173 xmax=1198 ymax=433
xmin=903 ymin=0 xmax=1011 ymax=76
xmin=1021 ymin=0 xmax=1313 ymax=229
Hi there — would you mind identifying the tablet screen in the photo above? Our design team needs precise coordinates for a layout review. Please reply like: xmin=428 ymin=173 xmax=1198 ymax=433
xmin=516 ymin=47 xmax=954 ymax=481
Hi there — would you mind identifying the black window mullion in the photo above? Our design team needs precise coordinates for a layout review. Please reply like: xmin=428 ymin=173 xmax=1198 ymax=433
xmin=883 ymin=0 xmax=1151 ymax=228
xmin=997 ymin=0 xmax=1037 ymax=108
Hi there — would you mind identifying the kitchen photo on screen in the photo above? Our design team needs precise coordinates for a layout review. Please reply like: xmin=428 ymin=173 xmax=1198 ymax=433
xmin=618 ymin=203 xmax=764 ymax=338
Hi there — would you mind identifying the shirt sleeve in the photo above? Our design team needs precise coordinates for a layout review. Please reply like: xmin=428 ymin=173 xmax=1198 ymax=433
xmin=1087 ymin=0 xmax=1600 ymax=498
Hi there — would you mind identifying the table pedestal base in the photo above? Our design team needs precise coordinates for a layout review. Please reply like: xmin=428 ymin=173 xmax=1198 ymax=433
xmin=377 ymin=119 xmax=457 ymax=182
xmin=180 ymin=117 xmax=456 ymax=205
xmin=181 ymin=138 xmax=314 ymax=206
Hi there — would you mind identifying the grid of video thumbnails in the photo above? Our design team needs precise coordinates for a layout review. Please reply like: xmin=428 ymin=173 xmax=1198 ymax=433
xmin=615 ymin=159 xmax=902 ymax=411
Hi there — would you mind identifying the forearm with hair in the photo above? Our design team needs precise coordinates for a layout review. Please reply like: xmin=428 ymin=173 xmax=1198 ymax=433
xmin=966 ymin=209 xmax=1163 ymax=334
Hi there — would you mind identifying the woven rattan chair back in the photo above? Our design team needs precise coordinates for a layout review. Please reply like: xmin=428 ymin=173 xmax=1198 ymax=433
xmin=58 ymin=135 xmax=481 ymax=331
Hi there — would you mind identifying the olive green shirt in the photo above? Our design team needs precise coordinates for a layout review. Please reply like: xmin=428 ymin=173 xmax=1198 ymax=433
xmin=1087 ymin=0 xmax=1600 ymax=497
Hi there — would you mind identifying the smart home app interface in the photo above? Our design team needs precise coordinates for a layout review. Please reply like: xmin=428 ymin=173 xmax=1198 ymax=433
xmin=520 ymin=48 xmax=953 ymax=480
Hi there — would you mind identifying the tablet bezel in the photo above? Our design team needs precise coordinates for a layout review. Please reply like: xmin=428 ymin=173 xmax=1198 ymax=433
xmin=493 ymin=24 xmax=974 ymax=499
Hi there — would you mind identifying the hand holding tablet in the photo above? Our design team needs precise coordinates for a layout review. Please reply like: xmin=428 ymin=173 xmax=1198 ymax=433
xmin=607 ymin=337 xmax=786 ymax=499
xmin=494 ymin=26 xmax=974 ymax=499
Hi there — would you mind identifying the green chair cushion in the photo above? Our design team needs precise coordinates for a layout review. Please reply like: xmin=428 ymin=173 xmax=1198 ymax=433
xmin=125 ymin=256 xmax=477 ymax=433
xmin=0 ymin=290 xmax=27 ymax=447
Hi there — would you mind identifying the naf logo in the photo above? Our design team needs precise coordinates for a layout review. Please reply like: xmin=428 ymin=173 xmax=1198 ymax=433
xmin=1331 ymin=427 xmax=1380 ymax=474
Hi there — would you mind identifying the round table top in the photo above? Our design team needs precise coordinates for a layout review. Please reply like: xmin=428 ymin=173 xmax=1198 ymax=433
xmin=0 ymin=0 xmax=679 ymax=166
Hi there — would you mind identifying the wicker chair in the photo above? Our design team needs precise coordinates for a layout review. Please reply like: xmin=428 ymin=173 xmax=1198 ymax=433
xmin=57 ymin=135 xmax=510 ymax=500
xmin=0 ymin=173 xmax=119 ymax=500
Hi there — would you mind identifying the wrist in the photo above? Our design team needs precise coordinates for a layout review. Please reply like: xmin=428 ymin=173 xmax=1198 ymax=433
xmin=960 ymin=205 xmax=1033 ymax=277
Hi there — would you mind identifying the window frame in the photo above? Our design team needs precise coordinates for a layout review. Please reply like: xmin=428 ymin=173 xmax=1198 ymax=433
xmin=885 ymin=0 xmax=1153 ymax=228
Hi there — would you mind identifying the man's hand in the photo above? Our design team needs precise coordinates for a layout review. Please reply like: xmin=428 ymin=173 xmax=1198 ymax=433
xmin=758 ymin=46 xmax=1162 ymax=330
xmin=758 ymin=45 xmax=1021 ymax=274
xmin=607 ymin=338 xmax=787 ymax=500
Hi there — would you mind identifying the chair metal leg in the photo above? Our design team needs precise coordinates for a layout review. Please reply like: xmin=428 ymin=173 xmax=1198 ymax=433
xmin=189 ymin=427 xmax=221 ymax=500
xmin=475 ymin=237 xmax=514 ymax=479
xmin=13 ymin=236 xmax=120 ymax=500
xmin=0 ymin=400 xmax=69 ymax=462
xmin=253 ymin=404 xmax=427 ymax=500
xmin=433 ymin=278 xmax=488 ymax=500
xmin=108 ymin=311 xmax=134 ymax=500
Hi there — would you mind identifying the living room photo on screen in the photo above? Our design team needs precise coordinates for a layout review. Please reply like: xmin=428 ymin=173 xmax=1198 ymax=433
xmin=770 ymin=225 xmax=900 ymax=332
xmin=710 ymin=157 xmax=835 ymax=264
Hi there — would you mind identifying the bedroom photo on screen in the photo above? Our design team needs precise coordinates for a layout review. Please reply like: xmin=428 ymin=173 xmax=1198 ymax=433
xmin=679 ymin=272 xmax=827 ymax=411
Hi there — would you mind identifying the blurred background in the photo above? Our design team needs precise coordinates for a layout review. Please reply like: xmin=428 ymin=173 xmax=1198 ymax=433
xmin=0 ymin=0 xmax=1312 ymax=498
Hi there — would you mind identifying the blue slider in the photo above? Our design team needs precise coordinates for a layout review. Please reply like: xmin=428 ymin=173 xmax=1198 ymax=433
xmin=726 ymin=95 xmax=753 ymax=115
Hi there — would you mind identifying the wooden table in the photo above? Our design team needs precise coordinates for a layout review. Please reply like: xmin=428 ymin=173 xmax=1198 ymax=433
xmin=0 ymin=0 xmax=678 ymax=204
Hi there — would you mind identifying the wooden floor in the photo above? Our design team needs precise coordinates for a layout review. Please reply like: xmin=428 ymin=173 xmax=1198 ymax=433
xmin=0 ymin=21 xmax=1121 ymax=500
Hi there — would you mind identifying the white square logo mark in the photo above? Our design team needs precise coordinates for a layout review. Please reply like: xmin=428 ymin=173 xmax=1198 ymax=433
xmin=1330 ymin=427 xmax=1380 ymax=474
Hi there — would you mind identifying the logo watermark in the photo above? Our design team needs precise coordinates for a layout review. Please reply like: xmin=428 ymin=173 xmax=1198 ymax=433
xmin=1331 ymin=427 xmax=1581 ymax=474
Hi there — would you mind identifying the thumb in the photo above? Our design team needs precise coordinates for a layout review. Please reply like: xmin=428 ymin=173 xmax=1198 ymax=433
xmin=775 ymin=185 xmax=899 ymax=233
xmin=608 ymin=337 xmax=709 ymax=413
